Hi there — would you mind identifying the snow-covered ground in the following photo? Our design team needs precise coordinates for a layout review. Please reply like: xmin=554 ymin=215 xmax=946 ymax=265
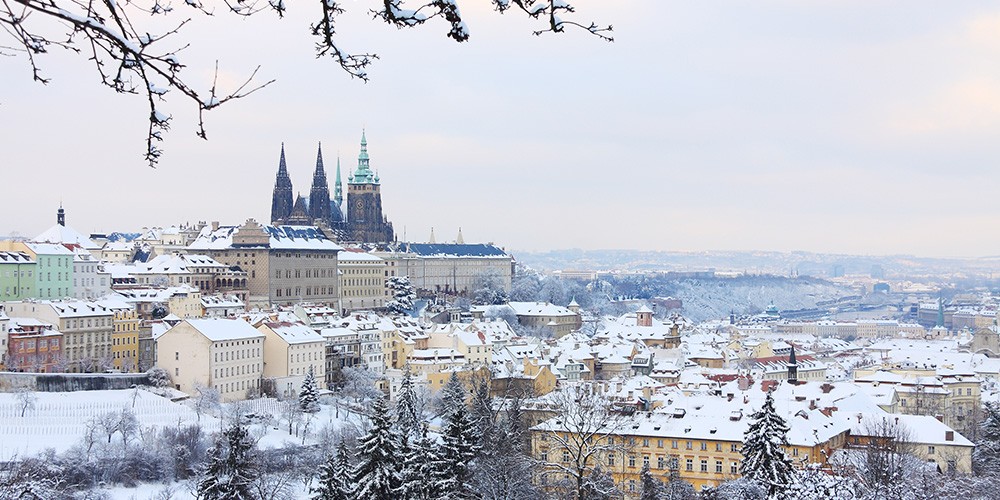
xmin=0 ymin=388 xmax=368 ymax=461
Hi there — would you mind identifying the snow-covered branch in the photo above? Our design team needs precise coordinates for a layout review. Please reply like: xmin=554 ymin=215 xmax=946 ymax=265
xmin=2 ymin=0 xmax=609 ymax=166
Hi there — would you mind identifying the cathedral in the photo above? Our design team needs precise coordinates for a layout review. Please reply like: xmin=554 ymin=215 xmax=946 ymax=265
xmin=270 ymin=132 xmax=395 ymax=243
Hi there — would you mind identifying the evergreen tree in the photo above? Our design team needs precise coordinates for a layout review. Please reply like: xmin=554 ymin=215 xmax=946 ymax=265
xmin=740 ymin=391 xmax=794 ymax=498
xmin=580 ymin=466 xmax=619 ymax=500
xmin=639 ymin=464 xmax=667 ymax=500
xmin=438 ymin=371 xmax=466 ymax=416
xmin=311 ymin=439 xmax=351 ymax=500
xmin=437 ymin=403 xmax=478 ymax=498
xmin=197 ymin=419 xmax=259 ymax=500
xmin=395 ymin=366 xmax=420 ymax=440
xmin=352 ymin=396 xmax=401 ymax=500
xmin=386 ymin=276 xmax=417 ymax=315
xmin=300 ymin=365 xmax=321 ymax=413
xmin=974 ymin=400 xmax=1000 ymax=475
xmin=400 ymin=425 xmax=443 ymax=500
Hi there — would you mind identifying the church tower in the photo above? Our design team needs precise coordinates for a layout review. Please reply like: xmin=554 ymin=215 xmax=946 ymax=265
xmin=787 ymin=345 xmax=798 ymax=385
xmin=346 ymin=130 xmax=395 ymax=243
xmin=309 ymin=143 xmax=331 ymax=224
xmin=270 ymin=144 xmax=294 ymax=224
xmin=57 ymin=204 xmax=65 ymax=226
xmin=334 ymin=156 xmax=343 ymax=209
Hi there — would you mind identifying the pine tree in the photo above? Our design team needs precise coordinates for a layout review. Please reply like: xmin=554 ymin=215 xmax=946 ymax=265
xmin=974 ymin=400 xmax=1000 ymax=475
xmin=300 ymin=365 xmax=320 ymax=413
xmin=438 ymin=371 xmax=466 ymax=416
xmin=437 ymin=395 xmax=478 ymax=499
xmin=312 ymin=439 xmax=351 ymax=500
xmin=197 ymin=419 xmax=259 ymax=499
xmin=352 ymin=396 xmax=401 ymax=500
xmin=740 ymin=391 xmax=794 ymax=498
xmin=639 ymin=464 xmax=667 ymax=500
xmin=395 ymin=366 xmax=420 ymax=440
xmin=398 ymin=425 xmax=437 ymax=500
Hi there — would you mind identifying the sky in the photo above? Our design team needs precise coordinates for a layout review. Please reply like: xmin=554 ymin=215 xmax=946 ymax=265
xmin=3 ymin=1 xmax=1000 ymax=257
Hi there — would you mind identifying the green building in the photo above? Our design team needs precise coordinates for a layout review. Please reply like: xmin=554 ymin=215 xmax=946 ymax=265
xmin=0 ymin=251 xmax=37 ymax=300
xmin=0 ymin=241 xmax=74 ymax=300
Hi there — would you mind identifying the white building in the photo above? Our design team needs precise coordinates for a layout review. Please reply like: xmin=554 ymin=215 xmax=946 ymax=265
xmin=155 ymin=318 xmax=265 ymax=401
xmin=258 ymin=321 xmax=327 ymax=398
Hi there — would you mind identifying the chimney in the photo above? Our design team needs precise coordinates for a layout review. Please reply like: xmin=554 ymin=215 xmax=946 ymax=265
xmin=946 ymin=431 xmax=954 ymax=442
xmin=211 ymin=221 xmax=220 ymax=231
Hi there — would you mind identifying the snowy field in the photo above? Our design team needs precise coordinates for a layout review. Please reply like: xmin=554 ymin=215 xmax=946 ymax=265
xmin=0 ymin=388 xmax=369 ymax=461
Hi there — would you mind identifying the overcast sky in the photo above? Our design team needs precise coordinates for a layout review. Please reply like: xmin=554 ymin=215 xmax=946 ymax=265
xmin=3 ymin=1 xmax=1000 ymax=257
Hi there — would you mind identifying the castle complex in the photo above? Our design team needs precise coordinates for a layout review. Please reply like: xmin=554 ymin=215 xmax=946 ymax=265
xmin=270 ymin=131 xmax=395 ymax=243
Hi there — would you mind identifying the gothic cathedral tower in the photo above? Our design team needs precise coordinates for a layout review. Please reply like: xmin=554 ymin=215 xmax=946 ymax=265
xmin=347 ymin=131 xmax=395 ymax=243
xmin=309 ymin=143 xmax=332 ymax=224
xmin=270 ymin=143 xmax=294 ymax=224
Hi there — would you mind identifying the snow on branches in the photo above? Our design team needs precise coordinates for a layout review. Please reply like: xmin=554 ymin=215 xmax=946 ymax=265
xmin=1 ymin=0 xmax=610 ymax=167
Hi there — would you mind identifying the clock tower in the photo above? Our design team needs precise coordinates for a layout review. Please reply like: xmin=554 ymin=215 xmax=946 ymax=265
xmin=346 ymin=130 xmax=395 ymax=243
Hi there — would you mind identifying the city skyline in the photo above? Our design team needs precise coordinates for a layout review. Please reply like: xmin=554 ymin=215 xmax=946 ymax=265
xmin=3 ymin=1 xmax=1000 ymax=257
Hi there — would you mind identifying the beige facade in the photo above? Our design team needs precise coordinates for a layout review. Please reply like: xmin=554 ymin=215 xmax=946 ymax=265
xmin=373 ymin=243 xmax=513 ymax=296
xmin=155 ymin=318 xmax=264 ymax=401
xmin=3 ymin=300 xmax=114 ymax=372
xmin=338 ymin=251 xmax=387 ymax=313
xmin=189 ymin=220 xmax=342 ymax=309
xmin=508 ymin=302 xmax=583 ymax=338
xmin=258 ymin=321 xmax=327 ymax=397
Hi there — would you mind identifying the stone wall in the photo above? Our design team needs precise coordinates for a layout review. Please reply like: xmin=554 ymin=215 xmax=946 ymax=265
xmin=0 ymin=372 xmax=150 ymax=392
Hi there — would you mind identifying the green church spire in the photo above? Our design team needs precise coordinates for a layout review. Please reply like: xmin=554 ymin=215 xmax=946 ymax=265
xmin=352 ymin=129 xmax=377 ymax=184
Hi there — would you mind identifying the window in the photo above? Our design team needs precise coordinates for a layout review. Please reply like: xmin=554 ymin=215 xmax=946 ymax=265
xmin=716 ymin=443 xmax=722 ymax=452
xmin=672 ymin=440 xmax=678 ymax=449
xmin=701 ymin=442 xmax=707 ymax=451
xmin=716 ymin=460 xmax=723 ymax=473
xmin=608 ymin=454 xmax=615 ymax=467
xmin=628 ymin=480 xmax=635 ymax=493
xmin=928 ymin=446 xmax=935 ymax=455
xmin=685 ymin=459 xmax=693 ymax=472
xmin=658 ymin=456 xmax=665 ymax=469
xmin=643 ymin=455 xmax=649 ymax=468
xmin=628 ymin=455 xmax=635 ymax=468
xmin=731 ymin=462 xmax=738 ymax=474
xmin=700 ymin=459 xmax=708 ymax=472
xmin=686 ymin=441 xmax=692 ymax=450
xmin=643 ymin=438 xmax=650 ymax=447
xmin=175 ymin=352 xmax=179 ymax=360
xmin=792 ymin=448 xmax=798 ymax=457
xmin=967 ymin=388 xmax=973 ymax=396
xmin=562 ymin=451 xmax=570 ymax=463
xmin=731 ymin=443 xmax=739 ymax=452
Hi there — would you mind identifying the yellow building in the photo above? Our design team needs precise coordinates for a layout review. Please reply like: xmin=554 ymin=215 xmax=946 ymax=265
xmin=96 ymin=297 xmax=141 ymax=372
xmin=531 ymin=400 xmax=850 ymax=494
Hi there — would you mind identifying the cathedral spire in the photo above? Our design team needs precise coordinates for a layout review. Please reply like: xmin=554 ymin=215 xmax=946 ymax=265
xmin=309 ymin=142 xmax=331 ymax=224
xmin=271 ymin=143 xmax=294 ymax=224
xmin=334 ymin=155 xmax=343 ymax=208
xmin=57 ymin=203 xmax=65 ymax=227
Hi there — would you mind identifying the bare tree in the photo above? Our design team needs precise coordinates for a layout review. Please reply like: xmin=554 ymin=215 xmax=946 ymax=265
xmin=14 ymin=388 xmax=37 ymax=417
xmin=534 ymin=384 xmax=630 ymax=500
xmin=2 ymin=0 xmax=610 ymax=167
xmin=835 ymin=416 xmax=923 ymax=499
xmin=192 ymin=384 xmax=221 ymax=422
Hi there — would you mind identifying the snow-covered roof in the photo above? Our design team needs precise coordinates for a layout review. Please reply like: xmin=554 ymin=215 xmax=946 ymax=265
xmin=264 ymin=321 xmax=325 ymax=344
xmin=183 ymin=318 xmax=264 ymax=342
xmin=508 ymin=301 xmax=577 ymax=317
xmin=188 ymin=224 xmax=343 ymax=252
xmin=0 ymin=251 xmax=34 ymax=264
xmin=35 ymin=224 xmax=101 ymax=250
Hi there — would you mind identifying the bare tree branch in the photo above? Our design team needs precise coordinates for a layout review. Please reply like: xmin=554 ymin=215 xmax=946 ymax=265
xmin=2 ymin=0 xmax=609 ymax=166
